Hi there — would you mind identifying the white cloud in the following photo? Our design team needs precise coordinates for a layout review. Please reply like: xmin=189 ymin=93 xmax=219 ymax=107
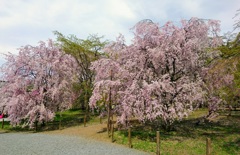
xmin=107 ymin=0 xmax=136 ymax=19
xmin=0 ymin=0 xmax=239 ymax=65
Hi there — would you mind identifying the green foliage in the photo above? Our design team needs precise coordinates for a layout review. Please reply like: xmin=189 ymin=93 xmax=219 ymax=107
xmin=219 ymin=33 xmax=240 ymax=107
xmin=234 ymin=62 xmax=240 ymax=88
xmin=219 ymin=32 xmax=240 ymax=58
xmin=206 ymin=32 xmax=240 ymax=108
xmin=53 ymin=31 xmax=107 ymax=62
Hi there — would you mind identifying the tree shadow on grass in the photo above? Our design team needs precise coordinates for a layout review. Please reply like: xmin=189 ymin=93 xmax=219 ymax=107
xmin=97 ymin=127 xmax=107 ymax=133
xmin=174 ymin=114 xmax=240 ymax=140
xmin=2 ymin=113 xmax=97 ymax=133
xmin=222 ymin=138 xmax=240 ymax=154
xmin=116 ymin=113 xmax=240 ymax=144
xmin=39 ymin=115 xmax=92 ymax=132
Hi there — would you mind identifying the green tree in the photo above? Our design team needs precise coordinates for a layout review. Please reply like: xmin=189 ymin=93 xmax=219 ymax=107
xmin=54 ymin=31 xmax=107 ymax=111
xmin=207 ymin=32 xmax=240 ymax=112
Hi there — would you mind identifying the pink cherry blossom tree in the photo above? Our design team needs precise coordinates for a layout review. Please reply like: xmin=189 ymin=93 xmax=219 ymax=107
xmin=0 ymin=40 xmax=77 ymax=128
xmin=90 ymin=18 xmax=222 ymax=129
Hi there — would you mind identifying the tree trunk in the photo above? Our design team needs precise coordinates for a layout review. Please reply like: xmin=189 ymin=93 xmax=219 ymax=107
xmin=59 ymin=112 xmax=62 ymax=130
xmin=228 ymin=105 xmax=233 ymax=116
xmin=35 ymin=121 xmax=38 ymax=132
xmin=107 ymin=101 xmax=111 ymax=136
xmin=107 ymin=70 xmax=113 ymax=135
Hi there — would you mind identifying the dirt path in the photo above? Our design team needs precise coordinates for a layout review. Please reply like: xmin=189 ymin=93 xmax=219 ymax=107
xmin=44 ymin=122 xmax=114 ymax=143
xmin=1 ymin=122 xmax=150 ymax=155
xmin=0 ymin=132 xmax=149 ymax=155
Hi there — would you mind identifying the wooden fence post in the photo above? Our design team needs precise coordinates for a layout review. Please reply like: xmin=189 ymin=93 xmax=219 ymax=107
xmin=206 ymin=138 xmax=211 ymax=155
xmin=108 ymin=120 xmax=112 ymax=137
xmin=84 ymin=115 xmax=87 ymax=127
xmin=128 ymin=127 xmax=132 ymax=148
xmin=1 ymin=118 xmax=4 ymax=129
xmin=157 ymin=131 xmax=160 ymax=155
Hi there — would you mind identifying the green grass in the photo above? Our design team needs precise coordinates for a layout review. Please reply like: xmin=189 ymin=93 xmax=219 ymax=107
xmin=0 ymin=120 xmax=11 ymax=131
xmin=113 ymin=109 xmax=240 ymax=155
xmin=46 ymin=109 xmax=100 ymax=130
xmin=55 ymin=109 xmax=100 ymax=123
xmin=55 ymin=108 xmax=85 ymax=121
xmin=0 ymin=108 xmax=97 ymax=132
xmin=0 ymin=120 xmax=32 ymax=132
xmin=188 ymin=108 xmax=208 ymax=119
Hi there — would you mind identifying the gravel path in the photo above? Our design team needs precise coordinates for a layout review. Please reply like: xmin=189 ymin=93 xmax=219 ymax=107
xmin=0 ymin=132 xmax=150 ymax=155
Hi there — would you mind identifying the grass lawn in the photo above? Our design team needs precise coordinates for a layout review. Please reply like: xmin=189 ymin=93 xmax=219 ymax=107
xmin=54 ymin=109 xmax=100 ymax=127
xmin=0 ymin=120 xmax=11 ymax=131
xmin=0 ymin=108 xmax=98 ymax=132
xmin=113 ymin=109 xmax=240 ymax=155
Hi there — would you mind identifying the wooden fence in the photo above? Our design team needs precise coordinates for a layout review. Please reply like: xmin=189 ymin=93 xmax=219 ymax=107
xmin=106 ymin=120 xmax=212 ymax=155
xmin=124 ymin=128 xmax=212 ymax=155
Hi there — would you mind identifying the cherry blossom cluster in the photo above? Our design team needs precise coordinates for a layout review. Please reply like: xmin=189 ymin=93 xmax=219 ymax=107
xmin=90 ymin=18 xmax=222 ymax=127
xmin=0 ymin=40 xmax=78 ymax=127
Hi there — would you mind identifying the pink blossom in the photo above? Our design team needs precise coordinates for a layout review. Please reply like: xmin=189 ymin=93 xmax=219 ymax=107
xmin=0 ymin=40 xmax=77 ymax=128
xmin=90 ymin=18 xmax=222 ymax=127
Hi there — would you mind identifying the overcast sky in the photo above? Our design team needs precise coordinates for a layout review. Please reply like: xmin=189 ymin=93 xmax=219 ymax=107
xmin=0 ymin=0 xmax=239 ymax=65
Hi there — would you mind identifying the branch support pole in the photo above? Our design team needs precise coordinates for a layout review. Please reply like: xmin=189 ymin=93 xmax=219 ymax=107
xmin=206 ymin=138 xmax=211 ymax=155
xmin=128 ymin=127 xmax=132 ymax=148
xmin=156 ymin=131 xmax=160 ymax=155
xmin=1 ymin=118 xmax=4 ymax=129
